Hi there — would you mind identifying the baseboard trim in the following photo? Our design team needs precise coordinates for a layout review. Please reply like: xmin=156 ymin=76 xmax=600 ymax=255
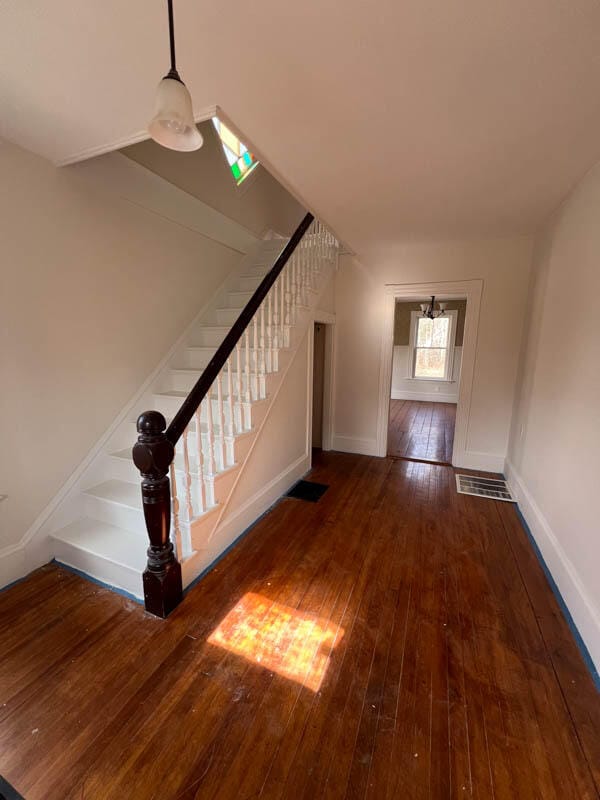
xmin=505 ymin=459 xmax=600 ymax=676
xmin=331 ymin=435 xmax=379 ymax=457
xmin=453 ymin=450 xmax=505 ymax=473
xmin=0 ymin=544 xmax=27 ymax=591
xmin=391 ymin=389 xmax=458 ymax=403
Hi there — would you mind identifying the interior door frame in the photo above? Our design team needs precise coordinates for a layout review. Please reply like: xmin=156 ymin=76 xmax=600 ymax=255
xmin=376 ymin=280 xmax=483 ymax=466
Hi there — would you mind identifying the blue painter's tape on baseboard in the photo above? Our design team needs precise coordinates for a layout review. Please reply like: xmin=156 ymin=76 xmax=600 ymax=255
xmin=515 ymin=506 xmax=600 ymax=693
xmin=0 ymin=574 xmax=29 ymax=596
xmin=52 ymin=560 xmax=143 ymax=606
xmin=183 ymin=502 xmax=279 ymax=598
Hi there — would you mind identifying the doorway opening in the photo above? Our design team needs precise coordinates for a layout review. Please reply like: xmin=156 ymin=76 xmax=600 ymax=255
xmin=376 ymin=280 xmax=483 ymax=467
xmin=387 ymin=297 xmax=465 ymax=465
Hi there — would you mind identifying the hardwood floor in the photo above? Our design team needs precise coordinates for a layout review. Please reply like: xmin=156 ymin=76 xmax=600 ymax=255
xmin=387 ymin=399 xmax=456 ymax=464
xmin=0 ymin=452 xmax=599 ymax=799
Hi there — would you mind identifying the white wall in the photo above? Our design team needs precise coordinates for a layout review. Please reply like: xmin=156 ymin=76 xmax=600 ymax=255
xmin=0 ymin=140 xmax=249 ymax=559
xmin=507 ymin=161 xmax=600 ymax=671
xmin=391 ymin=345 xmax=462 ymax=403
xmin=332 ymin=238 xmax=533 ymax=467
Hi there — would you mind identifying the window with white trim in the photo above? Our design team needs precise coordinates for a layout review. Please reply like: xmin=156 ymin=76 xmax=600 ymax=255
xmin=408 ymin=310 xmax=457 ymax=381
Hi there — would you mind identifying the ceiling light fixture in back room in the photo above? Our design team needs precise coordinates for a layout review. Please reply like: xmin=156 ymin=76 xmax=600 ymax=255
xmin=148 ymin=0 xmax=203 ymax=152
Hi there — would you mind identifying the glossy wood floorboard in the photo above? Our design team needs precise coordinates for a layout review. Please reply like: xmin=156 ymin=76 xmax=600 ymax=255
xmin=387 ymin=399 xmax=456 ymax=464
xmin=0 ymin=453 xmax=598 ymax=799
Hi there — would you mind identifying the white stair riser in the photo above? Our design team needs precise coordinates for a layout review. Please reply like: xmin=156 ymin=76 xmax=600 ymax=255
xmin=108 ymin=450 xmax=244 ymax=490
xmin=153 ymin=394 xmax=244 ymax=423
xmin=181 ymin=340 xmax=285 ymax=370
xmin=84 ymin=492 xmax=145 ymax=531
xmin=216 ymin=307 xmax=243 ymax=326
xmin=224 ymin=291 xmax=254 ymax=308
xmin=191 ymin=328 xmax=230 ymax=347
xmin=238 ymin=275 xmax=264 ymax=292
xmin=53 ymin=539 xmax=144 ymax=599
xmin=167 ymin=368 xmax=277 ymax=396
xmin=214 ymin=305 xmax=298 ymax=327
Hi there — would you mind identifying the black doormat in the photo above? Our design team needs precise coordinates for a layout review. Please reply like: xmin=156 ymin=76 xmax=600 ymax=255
xmin=285 ymin=480 xmax=329 ymax=503
xmin=0 ymin=776 xmax=25 ymax=800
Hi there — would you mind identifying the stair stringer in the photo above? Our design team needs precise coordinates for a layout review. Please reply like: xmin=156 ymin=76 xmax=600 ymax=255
xmin=180 ymin=266 xmax=335 ymax=588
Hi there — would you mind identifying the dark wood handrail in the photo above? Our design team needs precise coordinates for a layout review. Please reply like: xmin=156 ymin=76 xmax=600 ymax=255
xmin=165 ymin=211 xmax=314 ymax=446
xmin=133 ymin=210 xmax=315 ymax=618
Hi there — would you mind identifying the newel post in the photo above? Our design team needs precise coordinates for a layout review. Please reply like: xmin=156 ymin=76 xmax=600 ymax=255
xmin=132 ymin=410 xmax=182 ymax=618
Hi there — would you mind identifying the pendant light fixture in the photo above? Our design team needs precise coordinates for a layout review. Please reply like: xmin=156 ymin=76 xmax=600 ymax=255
xmin=148 ymin=0 xmax=203 ymax=152
xmin=420 ymin=296 xmax=447 ymax=320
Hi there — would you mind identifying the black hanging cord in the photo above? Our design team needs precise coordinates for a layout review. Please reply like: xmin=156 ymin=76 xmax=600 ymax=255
xmin=165 ymin=0 xmax=182 ymax=82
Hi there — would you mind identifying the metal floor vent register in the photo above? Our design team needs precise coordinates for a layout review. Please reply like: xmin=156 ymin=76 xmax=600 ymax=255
xmin=455 ymin=474 xmax=516 ymax=502
xmin=0 ymin=776 xmax=25 ymax=800
xmin=286 ymin=480 xmax=329 ymax=503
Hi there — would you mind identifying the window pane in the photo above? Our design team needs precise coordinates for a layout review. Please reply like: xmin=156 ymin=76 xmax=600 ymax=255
xmin=431 ymin=316 xmax=450 ymax=347
xmin=213 ymin=116 xmax=260 ymax=185
xmin=414 ymin=348 xmax=447 ymax=378
xmin=416 ymin=317 xmax=433 ymax=347
xmin=219 ymin=122 xmax=242 ymax=157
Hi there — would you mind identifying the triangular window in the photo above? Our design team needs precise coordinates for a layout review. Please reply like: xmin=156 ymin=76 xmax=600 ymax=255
xmin=212 ymin=118 xmax=259 ymax=185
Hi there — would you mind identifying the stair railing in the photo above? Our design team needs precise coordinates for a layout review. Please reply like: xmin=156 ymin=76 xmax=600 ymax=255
xmin=132 ymin=213 xmax=338 ymax=617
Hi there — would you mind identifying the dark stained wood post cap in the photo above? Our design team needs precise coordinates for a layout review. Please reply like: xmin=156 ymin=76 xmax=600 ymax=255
xmin=136 ymin=410 xmax=167 ymax=436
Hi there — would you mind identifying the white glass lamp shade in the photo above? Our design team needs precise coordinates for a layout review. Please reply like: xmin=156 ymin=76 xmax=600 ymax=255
xmin=148 ymin=77 xmax=203 ymax=152
xmin=438 ymin=302 xmax=447 ymax=312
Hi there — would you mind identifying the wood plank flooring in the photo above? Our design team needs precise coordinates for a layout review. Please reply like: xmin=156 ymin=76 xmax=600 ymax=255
xmin=387 ymin=399 xmax=456 ymax=464
xmin=0 ymin=452 xmax=598 ymax=799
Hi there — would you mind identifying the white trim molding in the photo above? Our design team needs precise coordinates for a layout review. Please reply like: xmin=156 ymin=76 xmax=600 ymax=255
xmin=55 ymin=105 xmax=218 ymax=167
xmin=505 ymin=459 xmax=600 ymax=672
xmin=0 ymin=543 xmax=27 ymax=591
xmin=377 ymin=280 xmax=483 ymax=466
xmin=332 ymin=435 xmax=379 ymax=456
xmin=391 ymin=389 xmax=458 ymax=403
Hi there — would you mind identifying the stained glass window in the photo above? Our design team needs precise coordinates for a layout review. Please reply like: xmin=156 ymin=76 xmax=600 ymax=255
xmin=212 ymin=118 xmax=259 ymax=185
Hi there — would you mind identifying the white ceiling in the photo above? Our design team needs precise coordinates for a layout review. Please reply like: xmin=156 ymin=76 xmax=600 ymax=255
xmin=3 ymin=0 xmax=600 ymax=252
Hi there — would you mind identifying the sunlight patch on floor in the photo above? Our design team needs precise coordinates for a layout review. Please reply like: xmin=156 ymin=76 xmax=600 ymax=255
xmin=207 ymin=592 xmax=343 ymax=692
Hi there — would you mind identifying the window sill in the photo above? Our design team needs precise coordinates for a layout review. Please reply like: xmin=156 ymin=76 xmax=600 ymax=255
xmin=404 ymin=377 xmax=455 ymax=383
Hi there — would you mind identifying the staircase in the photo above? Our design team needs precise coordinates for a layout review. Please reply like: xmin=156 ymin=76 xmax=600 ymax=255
xmin=49 ymin=217 xmax=338 ymax=607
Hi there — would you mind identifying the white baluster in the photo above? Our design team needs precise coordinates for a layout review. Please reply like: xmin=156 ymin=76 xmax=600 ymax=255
xmin=252 ymin=315 xmax=259 ymax=401
xmin=215 ymin=374 xmax=226 ymax=471
xmin=311 ymin=228 xmax=318 ymax=289
xmin=272 ymin=277 xmax=280 ymax=351
xmin=235 ymin=341 xmax=244 ymax=431
xmin=280 ymin=271 xmax=286 ymax=347
xmin=180 ymin=429 xmax=193 ymax=558
xmin=169 ymin=462 xmax=183 ymax=561
xmin=225 ymin=358 xmax=235 ymax=466
xmin=181 ymin=428 xmax=194 ymax=522
xmin=266 ymin=288 xmax=274 ymax=373
xmin=300 ymin=238 xmax=308 ymax=306
xmin=203 ymin=396 xmax=216 ymax=507
xmin=290 ymin=255 xmax=298 ymax=321
xmin=194 ymin=408 xmax=205 ymax=514
xmin=243 ymin=328 xmax=252 ymax=429
xmin=259 ymin=303 xmax=266 ymax=398
xmin=284 ymin=264 xmax=291 ymax=328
